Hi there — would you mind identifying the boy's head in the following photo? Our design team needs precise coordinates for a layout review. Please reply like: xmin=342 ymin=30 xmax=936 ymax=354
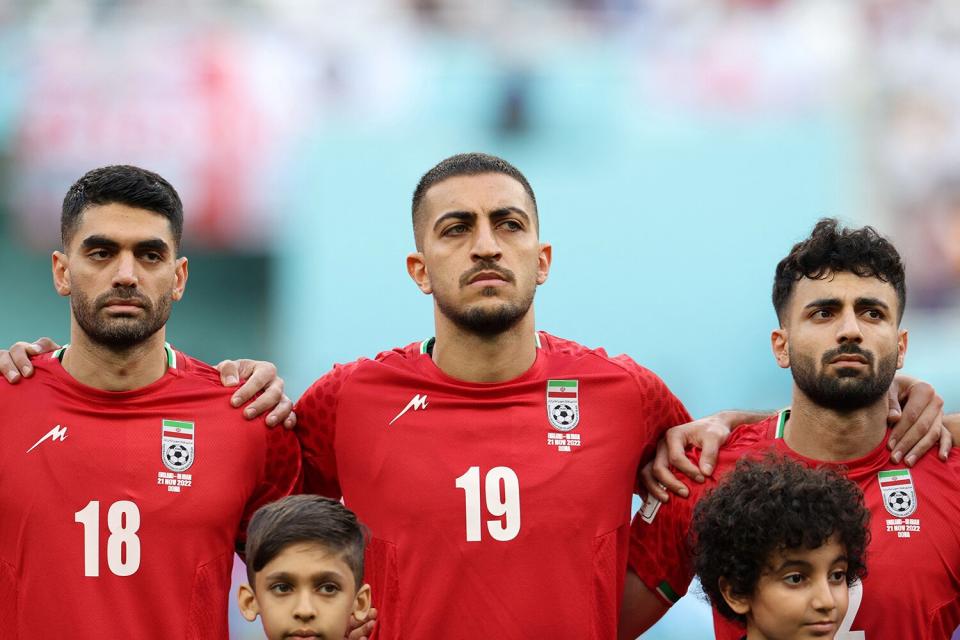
xmin=691 ymin=455 xmax=870 ymax=639
xmin=238 ymin=495 xmax=372 ymax=640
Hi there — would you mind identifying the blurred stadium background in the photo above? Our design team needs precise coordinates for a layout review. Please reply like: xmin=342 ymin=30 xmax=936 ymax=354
xmin=1 ymin=1 xmax=958 ymax=638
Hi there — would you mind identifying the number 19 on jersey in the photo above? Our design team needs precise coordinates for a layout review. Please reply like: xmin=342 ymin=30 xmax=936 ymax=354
xmin=455 ymin=466 xmax=521 ymax=542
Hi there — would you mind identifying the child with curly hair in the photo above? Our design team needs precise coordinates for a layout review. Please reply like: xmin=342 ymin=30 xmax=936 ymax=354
xmin=691 ymin=455 xmax=870 ymax=640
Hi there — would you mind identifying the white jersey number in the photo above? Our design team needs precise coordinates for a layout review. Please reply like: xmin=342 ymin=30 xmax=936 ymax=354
xmin=455 ymin=466 xmax=521 ymax=542
xmin=836 ymin=579 xmax=865 ymax=639
xmin=74 ymin=500 xmax=141 ymax=577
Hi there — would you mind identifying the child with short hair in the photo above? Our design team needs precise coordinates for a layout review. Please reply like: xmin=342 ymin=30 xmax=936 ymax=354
xmin=691 ymin=456 xmax=870 ymax=640
xmin=238 ymin=495 xmax=372 ymax=640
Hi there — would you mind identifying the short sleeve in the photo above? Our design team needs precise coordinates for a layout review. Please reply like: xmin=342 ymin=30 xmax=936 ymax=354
xmin=611 ymin=354 xmax=693 ymax=467
xmin=294 ymin=361 xmax=361 ymax=499
xmin=627 ymin=483 xmax=700 ymax=607
xmin=237 ymin=423 xmax=302 ymax=553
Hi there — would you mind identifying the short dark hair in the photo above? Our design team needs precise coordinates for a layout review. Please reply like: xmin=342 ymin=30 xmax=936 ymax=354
xmin=691 ymin=455 xmax=870 ymax=624
xmin=411 ymin=152 xmax=538 ymax=248
xmin=772 ymin=218 xmax=906 ymax=323
xmin=61 ymin=165 xmax=184 ymax=250
xmin=245 ymin=495 xmax=367 ymax=590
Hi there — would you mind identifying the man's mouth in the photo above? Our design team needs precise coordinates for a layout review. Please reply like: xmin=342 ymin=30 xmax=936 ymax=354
xmin=468 ymin=271 xmax=509 ymax=286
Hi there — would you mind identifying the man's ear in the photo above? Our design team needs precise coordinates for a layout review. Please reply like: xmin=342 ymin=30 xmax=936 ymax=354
xmin=352 ymin=583 xmax=372 ymax=622
xmin=52 ymin=251 xmax=71 ymax=297
xmin=771 ymin=327 xmax=790 ymax=369
xmin=896 ymin=328 xmax=908 ymax=369
xmin=237 ymin=584 xmax=261 ymax=622
xmin=406 ymin=253 xmax=432 ymax=294
xmin=171 ymin=256 xmax=188 ymax=301
xmin=718 ymin=577 xmax=751 ymax=616
xmin=536 ymin=242 xmax=552 ymax=285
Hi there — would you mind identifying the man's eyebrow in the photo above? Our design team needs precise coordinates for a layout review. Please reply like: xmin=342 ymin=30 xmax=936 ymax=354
xmin=489 ymin=207 xmax=531 ymax=224
xmin=79 ymin=235 xmax=120 ymax=250
xmin=135 ymin=238 xmax=171 ymax=253
xmin=803 ymin=297 xmax=842 ymax=310
xmin=79 ymin=236 xmax=171 ymax=254
xmin=854 ymin=296 xmax=889 ymax=311
xmin=432 ymin=210 xmax=476 ymax=232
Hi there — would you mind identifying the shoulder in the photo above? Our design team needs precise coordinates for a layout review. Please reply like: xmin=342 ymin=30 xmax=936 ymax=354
xmin=0 ymin=354 xmax=63 ymax=401
xmin=539 ymin=332 xmax=667 ymax=387
xmin=296 ymin=341 xmax=422 ymax=409
xmin=174 ymin=352 xmax=233 ymax=396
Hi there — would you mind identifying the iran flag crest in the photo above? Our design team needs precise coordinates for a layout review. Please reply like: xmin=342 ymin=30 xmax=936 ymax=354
xmin=878 ymin=469 xmax=917 ymax=517
xmin=547 ymin=379 xmax=580 ymax=432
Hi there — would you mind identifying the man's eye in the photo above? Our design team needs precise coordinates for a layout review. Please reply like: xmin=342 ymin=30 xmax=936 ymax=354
xmin=269 ymin=583 xmax=293 ymax=594
xmin=318 ymin=583 xmax=340 ymax=595
xmin=88 ymin=250 xmax=111 ymax=260
xmin=813 ymin=309 xmax=833 ymax=319
xmin=142 ymin=252 xmax=163 ymax=263
xmin=443 ymin=224 xmax=469 ymax=236
xmin=864 ymin=309 xmax=883 ymax=320
xmin=499 ymin=220 xmax=522 ymax=231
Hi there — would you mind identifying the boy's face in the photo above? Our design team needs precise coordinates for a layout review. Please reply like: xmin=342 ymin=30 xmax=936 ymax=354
xmin=238 ymin=541 xmax=371 ymax=640
xmin=723 ymin=535 xmax=849 ymax=639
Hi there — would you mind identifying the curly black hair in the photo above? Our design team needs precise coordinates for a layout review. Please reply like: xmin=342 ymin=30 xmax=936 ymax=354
xmin=690 ymin=455 xmax=870 ymax=623
xmin=772 ymin=218 xmax=906 ymax=323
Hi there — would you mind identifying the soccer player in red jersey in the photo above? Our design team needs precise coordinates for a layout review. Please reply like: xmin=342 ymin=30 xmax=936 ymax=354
xmin=0 ymin=158 xmax=949 ymax=639
xmin=0 ymin=166 xmax=301 ymax=639
xmin=622 ymin=219 xmax=960 ymax=639
xmin=288 ymin=156 xmax=946 ymax=640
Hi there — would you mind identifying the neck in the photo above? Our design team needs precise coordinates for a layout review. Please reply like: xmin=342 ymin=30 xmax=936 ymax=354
xmin=61 ymin=324 xmax=170 ymax=391
xmin=431 ymin=308 xmax=538 ymax=383
xmin=783 ymin=388 xmax=889 ymax=462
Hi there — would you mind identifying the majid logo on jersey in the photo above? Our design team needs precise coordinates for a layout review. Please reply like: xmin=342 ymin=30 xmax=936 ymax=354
xmin=546 ymin=379 xmax=579 ymax=431
xmin=162 ymin=419 xmax=195 ymax=472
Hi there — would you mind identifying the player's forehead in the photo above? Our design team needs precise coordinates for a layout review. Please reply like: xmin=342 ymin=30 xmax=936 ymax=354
xmin=789 ymin=271 xmax=898 ymax=310
xmin=420 ymin=172 xmax=535 ymax=222
xmin=69 ymin=202 xmax=176 ymax=250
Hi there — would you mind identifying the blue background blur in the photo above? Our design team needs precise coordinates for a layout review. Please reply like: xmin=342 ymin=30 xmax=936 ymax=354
xmin=1 ymin=2 xmax=958 ymax=638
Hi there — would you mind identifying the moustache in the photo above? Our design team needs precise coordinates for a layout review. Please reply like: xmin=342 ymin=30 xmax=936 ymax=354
xmin=95 ymin=288 xmax=152 ymax=310
xmin=820 ymin=343 xmax=874 ymax=367
xmin=459 ymin=262 xmax=516 ymax=287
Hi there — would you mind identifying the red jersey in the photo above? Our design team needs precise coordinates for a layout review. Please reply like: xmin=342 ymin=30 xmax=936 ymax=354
xmin=295 ymin=333 xmax=690 ymax=640
xmin=0 ymin=345 xmax=301 ymax=640
xmin=629 ymin=410 xmax=960 ymax=639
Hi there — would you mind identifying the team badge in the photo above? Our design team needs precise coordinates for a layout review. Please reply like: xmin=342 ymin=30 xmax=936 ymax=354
xmin=161 ymin=419 xmax=195 ymax=472
xmin=547 ymin=379 xmax=580 ymax=431
xmin=878 ymin=469 xmax=917 ymax=517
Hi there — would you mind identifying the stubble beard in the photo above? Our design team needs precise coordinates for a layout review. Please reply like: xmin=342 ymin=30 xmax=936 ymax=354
xmin=790 ymin=344 xmax=899 ymax=413
xmin=72 ymin=287 xmax=172 ymax=351
xmin=436 ymin=286 xmax=536 ymax=338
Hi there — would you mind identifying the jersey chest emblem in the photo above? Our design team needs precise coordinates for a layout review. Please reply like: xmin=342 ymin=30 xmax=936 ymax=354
xmin=157 ymin=419 xmax=195 ymax=493
xmin=878 ymin=468 xmax=917 ymax=517
xmin=878 ymin=468 xmax=922 ymax=539
xmin=546 ymin=379 xmax=579 ymax=431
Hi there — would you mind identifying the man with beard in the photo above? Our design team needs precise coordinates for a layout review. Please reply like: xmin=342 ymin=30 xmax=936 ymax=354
xmin=621 ymin=219 xmax=960 ymax=639
xmin=0 ymin=165 xmax=301 ymax=639
xmin=0 ymin=157 xmax=949 ymax=639
xmin=290 ymin=155 xmax=948 ymax=640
